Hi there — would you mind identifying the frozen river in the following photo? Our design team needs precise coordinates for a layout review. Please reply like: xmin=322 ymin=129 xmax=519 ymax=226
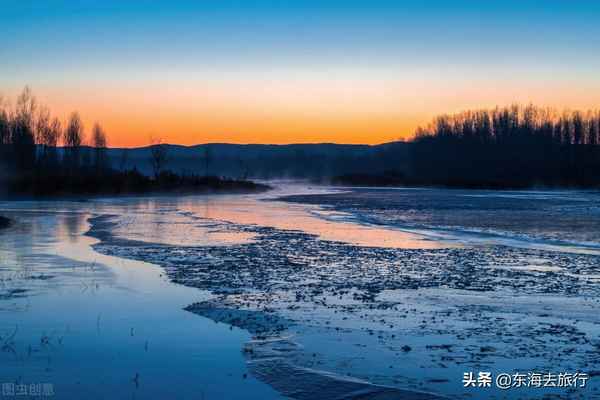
xmin=1 ymin=184 xmax=600 ymax=399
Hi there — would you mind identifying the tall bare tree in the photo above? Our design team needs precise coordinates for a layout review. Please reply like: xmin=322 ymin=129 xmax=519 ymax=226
xmin=0 ymin=106 xmax=9 ymax=146
xmin=12 ymin=87 xmax=37 ymax=170
xmin=0 ymin=104 xmax=10 ymax=172
xmin=92 ymin=122 xmax=108 ymax=172
xmin=64 ymin=112 xmax=84 ymax=168
xmin=46 ymin=117 xmax=62 ymax=167
xmin=15 ymin=86 xmax=37 ymax=129
xmin=35 ymin=106 xmax=51 ymax=144
xmin=35 ymin=105 xmax=52 ymax=166
xmin=48 ymin=118 xmax=61 ymax=148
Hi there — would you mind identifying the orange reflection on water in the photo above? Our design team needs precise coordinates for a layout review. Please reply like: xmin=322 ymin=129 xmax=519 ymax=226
xmin=176 ymin=194 xmax=448 ymax=249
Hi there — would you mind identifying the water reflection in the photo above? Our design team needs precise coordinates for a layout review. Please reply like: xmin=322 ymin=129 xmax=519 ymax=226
xmin=0 ymin=208 xmax=283 ymax=400
xmin=105 ymin=191 xmax=450 ymax=249
xmin=0 ymin=185 xmax=453 ymax=250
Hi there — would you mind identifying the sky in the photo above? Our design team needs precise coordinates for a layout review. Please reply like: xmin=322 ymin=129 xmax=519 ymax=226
xmin=2 ymin=0 xmax=600 ymax=147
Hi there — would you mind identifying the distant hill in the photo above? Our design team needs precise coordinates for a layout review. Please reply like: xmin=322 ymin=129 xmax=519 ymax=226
xmin=104 ymin=142 xmax=411 ymax=180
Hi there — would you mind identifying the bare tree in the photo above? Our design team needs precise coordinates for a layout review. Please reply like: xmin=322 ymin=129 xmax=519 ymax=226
xmin=35 ymin=105 xmax=51 ymax=144
xmin=35 ymin=105 xmax=52 ymax=166
xmin=0 ymin=105 xmax=10 ymax=171
xmin=12 ymin=87 xmax=37 ymax=170
xmin=0 ymin=107 xmax=9 ymax=146
xmin=46 ymin=117 xmax=62 ymax=167
xmin=15 ymin=86 xmax=37 ymax=129
xmin=92 ymin=122 xmax=108 ymax=172
xmin=149 ymin=137 xmax=168 ymax=179
xmin=64 ymin=112 xmax=84 ymax=168
xmin=48 ymin=118 xmax=61 ymax=148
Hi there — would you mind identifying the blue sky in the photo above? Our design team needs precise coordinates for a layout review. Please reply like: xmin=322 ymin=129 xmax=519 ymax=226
xmin=4 ymin=1 xmax=600 ymax=66
xmin=2 ymin=1 xmax=600 ymax=145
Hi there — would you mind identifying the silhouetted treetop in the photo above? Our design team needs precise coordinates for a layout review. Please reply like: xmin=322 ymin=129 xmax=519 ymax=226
xmin=411 ymin=105 xmax=600 ymax=188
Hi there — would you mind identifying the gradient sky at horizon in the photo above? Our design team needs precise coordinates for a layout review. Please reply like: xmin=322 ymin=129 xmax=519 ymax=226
xmin=2 ymin=0 xmax=600 ymax=147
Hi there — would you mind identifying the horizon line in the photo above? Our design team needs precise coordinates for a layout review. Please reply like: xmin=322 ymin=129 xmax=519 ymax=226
xmin=63 ymin=140 xmax=407 ymax=150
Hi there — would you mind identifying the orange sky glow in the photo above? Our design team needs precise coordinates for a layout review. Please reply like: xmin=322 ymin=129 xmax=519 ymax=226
xmin=4 ymin=72 xmax=599 ymax=148
xmin=4 ymin=2 xmax=600 ymax=147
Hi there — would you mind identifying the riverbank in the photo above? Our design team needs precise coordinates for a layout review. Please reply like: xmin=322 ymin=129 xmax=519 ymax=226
xmin=1 ymin=173 xmax=270 ymax=199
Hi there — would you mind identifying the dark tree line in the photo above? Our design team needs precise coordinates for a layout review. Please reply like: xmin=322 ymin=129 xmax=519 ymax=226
xmin=410 ymin=105 xmax=600 ymax=188
xmin=0 ymin=87 xmax=111 ymax=195
xmin=5 ymin=87 xmax=595 ymax=192
xmin=0 ymin=87 xmax=265 ymax=196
